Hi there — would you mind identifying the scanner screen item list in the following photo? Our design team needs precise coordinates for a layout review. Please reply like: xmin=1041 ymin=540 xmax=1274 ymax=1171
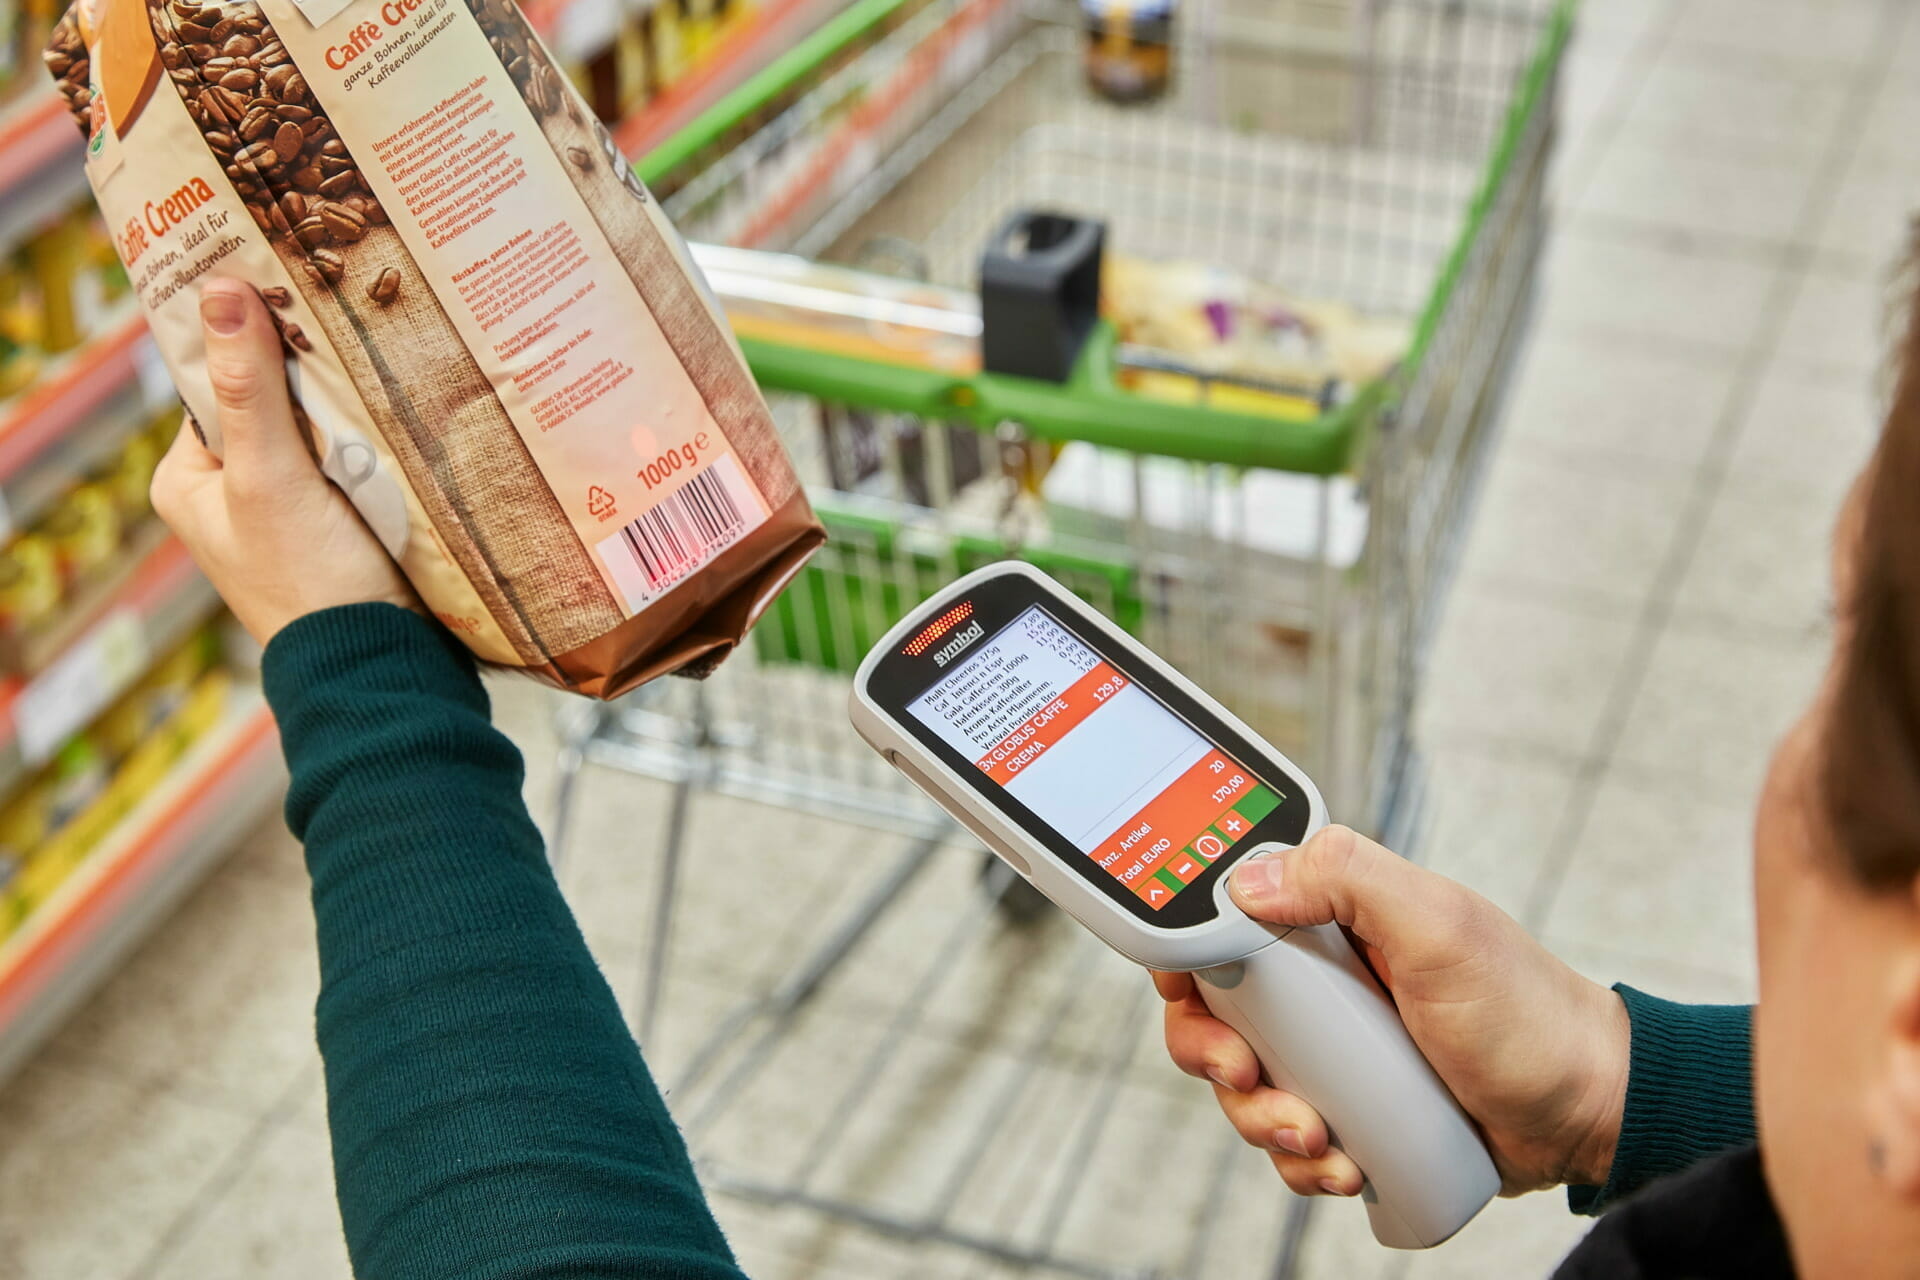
xmin=909 ymin=607 xmax=1283 ymax=909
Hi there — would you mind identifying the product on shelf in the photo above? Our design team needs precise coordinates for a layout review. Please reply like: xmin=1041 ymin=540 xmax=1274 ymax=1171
xmin=2 ymin=0 xmax=60 ymax=107
xmin=0 ymin=625 xmax=228 ymax=943
xmin=534 ymin=0 xmax=757 ymax=130
xmin=0 ymin=196 xmax=134 ymax=396
xmin=0 ymin=536 xmax=62 ymax=631
xmin=0 ymin=417 xmax=171 ymax=648
xmin=42 ymin=482 xmax=121 ymax=585
xmin=1080 ymin=0 xmax=1174 ymax=103
xmin=49 ymin=0 xmax=821 ymax=698
xmin=0 ymin=251 xmax=45 ymax=398
xmin=100 ymin=429 xmax=159 ymax=523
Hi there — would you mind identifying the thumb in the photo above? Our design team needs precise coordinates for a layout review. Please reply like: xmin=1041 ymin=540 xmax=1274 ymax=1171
xmin=199 ymin=279 xmax=312 ymax=500
xmin=1229 ymin=825 xmax=1467 ymax=965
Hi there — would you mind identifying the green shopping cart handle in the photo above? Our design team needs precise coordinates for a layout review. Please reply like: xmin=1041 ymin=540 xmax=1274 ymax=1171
xmin=740 ymin=320 xmax=1379 ymax=476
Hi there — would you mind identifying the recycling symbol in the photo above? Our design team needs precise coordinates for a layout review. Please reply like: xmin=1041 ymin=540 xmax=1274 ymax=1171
xmin=587 ymin=486 xmax=616 ymax=518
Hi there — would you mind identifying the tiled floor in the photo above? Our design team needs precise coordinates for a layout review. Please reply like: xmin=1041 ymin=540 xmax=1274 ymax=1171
xmin=2 ymin=0 xmax=1915 ymax=1276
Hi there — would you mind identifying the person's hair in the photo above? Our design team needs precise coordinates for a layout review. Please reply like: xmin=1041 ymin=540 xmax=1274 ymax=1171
xmin=1823 ymin=224 xmax=1920 ymax=890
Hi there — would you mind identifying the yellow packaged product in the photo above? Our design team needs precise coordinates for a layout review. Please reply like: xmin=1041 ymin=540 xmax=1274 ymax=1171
xmin=25 ymin=208 xmax=89 ymax=353
xmin=0 ymin=756 xmax=56 ymax=940
xmin=0 ymin=253 xmax=45 ymax=398
xmin=100 ymin=429 xmax=160 ymax=523
xmin=0 ymin=776 xmax=57 ymax=863
xmin=92 ymin=683 xmax=156 ymax=763
xmin=43 ymin=483 xmax=122 ymax=585
xmin=0 ymin=535 xmax=64 ymax=630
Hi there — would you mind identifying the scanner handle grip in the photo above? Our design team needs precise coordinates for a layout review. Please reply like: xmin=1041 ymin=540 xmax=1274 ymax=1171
xmin=1194 ymin=922 xmax=1499 ymax=1248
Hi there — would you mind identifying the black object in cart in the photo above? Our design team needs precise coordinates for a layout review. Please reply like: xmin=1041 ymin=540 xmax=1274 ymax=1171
xmin=980 ymin=210 xmax=1106 ymax=384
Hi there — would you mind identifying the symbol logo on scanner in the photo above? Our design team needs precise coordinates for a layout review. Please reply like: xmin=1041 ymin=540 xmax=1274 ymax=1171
xmin=931 ymin=619 xmax=985 ymax=667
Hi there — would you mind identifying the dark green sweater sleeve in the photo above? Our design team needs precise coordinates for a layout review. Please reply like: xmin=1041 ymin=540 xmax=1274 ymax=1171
xmin=1567 ymin=985 xmax=1756 ymax=1215
xmin=262 ymin=603 xmax=745 ymax=1280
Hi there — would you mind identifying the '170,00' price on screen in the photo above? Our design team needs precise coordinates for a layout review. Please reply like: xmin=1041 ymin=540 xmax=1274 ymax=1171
xmin=1209 ymin=759 xmax=1250 ymax=805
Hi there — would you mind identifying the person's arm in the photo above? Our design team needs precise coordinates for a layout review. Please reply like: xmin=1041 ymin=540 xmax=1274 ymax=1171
xmin=152 ymin=282 xmax=745 ymax=1280
xmin=263 ymin=603 xmax=743 ymax=1279
xmin=1566 ymin=988 xmax=1755 ymax=1214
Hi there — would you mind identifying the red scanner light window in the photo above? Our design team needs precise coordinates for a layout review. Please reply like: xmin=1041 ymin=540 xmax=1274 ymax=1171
xmin=904 ymin=600 xmax=974 ymax=656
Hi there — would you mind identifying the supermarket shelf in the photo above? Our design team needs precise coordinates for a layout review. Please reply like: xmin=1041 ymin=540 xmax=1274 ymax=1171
xmin=0 ymin=533 xmax=222 ymax=793
xmin=615 ymin=0 xmax=845 ymax=162
xmin=0 ymin=314 xmax=154 ymax=491
xmin=0 ymin=691 xmax=281 ymax=1086
xmin=0 ymin=92 xmax=89 ymax=249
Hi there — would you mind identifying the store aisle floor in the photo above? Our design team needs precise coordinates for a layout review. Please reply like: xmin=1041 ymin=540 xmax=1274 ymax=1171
xmin=4 ymin=0 xmax=1917 ymax=1276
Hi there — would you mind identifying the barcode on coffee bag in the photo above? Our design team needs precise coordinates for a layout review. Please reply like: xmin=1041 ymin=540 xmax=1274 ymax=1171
xmin=597 ymin=455 xmax=768 ymax=612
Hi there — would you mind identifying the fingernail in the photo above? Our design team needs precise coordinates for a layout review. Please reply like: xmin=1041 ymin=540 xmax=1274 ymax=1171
xmin=1232 ymin=856 xmax=1282 ymax=898
xmin=1206 ymin=1067 xmax=1238 ymax=1092
xmin=201 ymin=286 xmax=246 ymax=335
xmin=1274 ymin=1128 xmax=1310 ymax=1157
xmin=1318 ymin=1177 xmax=1352 ymax=1197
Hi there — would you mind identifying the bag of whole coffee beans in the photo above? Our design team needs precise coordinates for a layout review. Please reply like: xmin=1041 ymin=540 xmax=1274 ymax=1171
xmin=45 ymin=0 xmax=823 ymax=697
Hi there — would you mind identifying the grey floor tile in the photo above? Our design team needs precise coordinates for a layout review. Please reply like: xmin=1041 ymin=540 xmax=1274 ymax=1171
xmin=36 ymin=834 xmax=321 ymax=1116
xmin=1726 ymin=362 xmax=1881 ymax=514
xmin=1397 ymin=1191 xmax=1590 ymax=1280
xmin=1450 ymin=446 xmax=1690 ymax=611
xmin=1613 ymin=44 xmax=1851 ymax=163
xmin=0 ymin=1062 xmax=252 ymax=1280
xmin=1495 ymin=331 xmax=1738 ymax=474
xmin=1539 ymin=761 xmax=1758 ymax=978
xmin=1669 ymin=474 xmax=1840 ymax=640
xmin=1853 ymin=74 xmax=1920 ymax=168
xmin=1534 ymin=229 xmax=1781 ymax=355
xmin=1417 ymin=587 xmax=1639 ymax=755
xmin=1609 ymin=619 xmax=1827 ymax=808
xmin=1554 ymin=30 xmax=1640 ymax=174
xmin=1813 ymin=147 xmax=1920 ymax=269
xmin=1415 ymin=744 xmax=1581 ymax=924
xmin=1574 ymin=138 xmax=1816 ymax=249
xmin=1287 ymin=1200 xmax=1396 ymax=1280
xmin=1573 ymin=0 xmax=1665 ymax=39
xmin=147 ymin=1085 xmax=352 ymax=1280
xmin=1664 ymin=0 xmax=1881 ymax=69
xmin=1774 ymin=263 xmax=1903 ymax=386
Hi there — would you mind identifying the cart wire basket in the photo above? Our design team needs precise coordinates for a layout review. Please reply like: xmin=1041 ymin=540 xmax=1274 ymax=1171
xmin=551 ymin=1 xmax=1571 ymax=1275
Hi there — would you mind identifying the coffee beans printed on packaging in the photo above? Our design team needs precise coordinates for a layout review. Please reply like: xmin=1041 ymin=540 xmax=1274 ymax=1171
xmin=59 ymin=1 xmax=396 ymax=309
xmin=464 ymin=0 xmax=650 ymax=205
xmin=43 ymin=26 xmax=91 ymax=132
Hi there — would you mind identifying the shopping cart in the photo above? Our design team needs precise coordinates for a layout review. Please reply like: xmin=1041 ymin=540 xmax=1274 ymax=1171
xmin=551 ymin=1 xmax=1570 ymax=1275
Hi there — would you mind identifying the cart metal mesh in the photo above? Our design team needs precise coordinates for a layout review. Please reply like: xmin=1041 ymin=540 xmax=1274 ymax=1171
xmin=551 ymin=2 xmax=1567 ymax=1276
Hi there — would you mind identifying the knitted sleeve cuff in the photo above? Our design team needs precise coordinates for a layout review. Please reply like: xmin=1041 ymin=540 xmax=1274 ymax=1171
xmin=262 ymin=603 xmax=482 ymax=718
xmin=1567 ymin=984 xmax=1757 ymax=1215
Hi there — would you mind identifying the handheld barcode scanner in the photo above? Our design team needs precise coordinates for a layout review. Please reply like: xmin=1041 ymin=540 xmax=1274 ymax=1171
xmin=849 ymin=562 xmax=1499 ymax=1249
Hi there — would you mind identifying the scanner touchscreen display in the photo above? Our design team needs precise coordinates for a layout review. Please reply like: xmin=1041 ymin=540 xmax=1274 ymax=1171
xmin=906 ymin=605 xmax=1284 ymax=910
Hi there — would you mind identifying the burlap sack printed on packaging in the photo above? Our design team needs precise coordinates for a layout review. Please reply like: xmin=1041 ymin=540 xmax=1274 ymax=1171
xmin=45 ymin=0 xmax=823 ymax=697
